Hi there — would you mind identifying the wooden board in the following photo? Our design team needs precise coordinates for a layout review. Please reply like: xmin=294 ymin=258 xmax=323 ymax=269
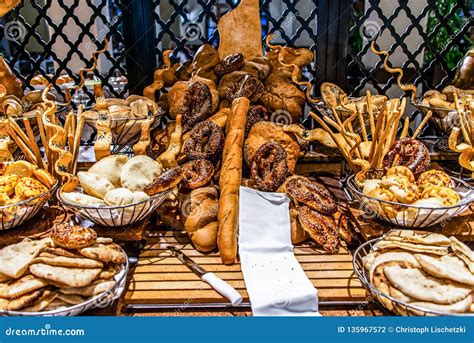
xmin=123 ymin=230 xmax=367 ymax=308
xmin=347 ymin=204 xmax=474 ymax=242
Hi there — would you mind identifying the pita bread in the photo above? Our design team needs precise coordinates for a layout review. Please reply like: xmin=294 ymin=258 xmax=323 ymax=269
xmin=0 ymin=275 xmax=49 ymax=298
xmin=408 ymin=295 xmax=472 ymax=315
xmin=0 ymin=273 xmax=11 ymax=283
xmin=368 ymin=251 xmax=419 ymax=283
xmin=0 ymin=238 xmax=51 ymax=278
xmin=29 ymin=264 xmax=101 ymax=288
xmin=78 ymin=172 xmax=115 ymax=199
xmin=2 ymin=288 xmax=47 ymax=311
xmin=78 ymin=244 xmax=126 ymax=264
xmin=44 ymin=299 xmax=69 ymax=311
xmin=450 ymin=236 xmax=474 ymax=273
xmin=415 ymin=254 xmax=474 ymax=286
xmin=362 ymin=252 xmax=379 ymax=271
xmin=388 ymin=285 xmax=414 ymax=303
xmin=32 ymin=254 xmax=103 ymax=269
xmin=60 ymin=280 xmax=115 ymax=297
xmin=104 ymin=188 xmax=149 ymax=206
xmin=120 ymin=156 xmax=162 ymax=192
xmin=43 ymin=247 xmax=82 ymax=258
xmin=384 ymin=265 xmax=472 ymax=305
xmin=61 ymin=192 xmax=105 ymax=207
xmin=385 ymin=230 xmax=451 ymax=246
xmin=57 ymin=292 xmax=85 ymax=305
xmin=88 ymin=155 xmax=129 ymax=187
xmin=98 ymin=265 xmax=121 ymax=280
xmin=22 ymin=290 xmax=58 ymax=312
xmin=373 ymin=240 xmax=448 ymax=255
xmin=372 ymin=262 xmax=401 ymax=311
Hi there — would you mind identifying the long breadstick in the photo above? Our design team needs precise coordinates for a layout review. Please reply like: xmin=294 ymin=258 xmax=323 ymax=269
xmin=22 ymin=116 xmax=46 ymax=169
xmin=412 ymin=110 xmax=433 ymax=139
xmin=7 ymin=127 xmax=36 ymax=163
xmin=366 ymin=90 xmax=376 ymax=139
xmin=72 ymin=105 xmax=85 ymax=174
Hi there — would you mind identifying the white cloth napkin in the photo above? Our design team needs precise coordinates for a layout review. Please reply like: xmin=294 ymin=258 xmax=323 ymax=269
xmin=238 ymin=186 xmax=320 ymax=316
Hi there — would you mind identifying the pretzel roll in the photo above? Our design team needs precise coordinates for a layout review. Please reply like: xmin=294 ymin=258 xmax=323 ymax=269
xmin=181 ymin=159 xmax=214 ymax=189
xmin=183 ymin=121 xmax=224 ymax=162
xmin=383 ymin=138 xmax=430 ymax=176
xmin=217 ymin=97 xmax=249 ymax=264
xmin=250 ymin=141 xmax=288 ymax=192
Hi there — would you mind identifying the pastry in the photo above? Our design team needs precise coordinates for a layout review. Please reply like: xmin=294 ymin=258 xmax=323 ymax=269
xmin=281 ymin=175 xmax=337 ymax=215
xmin=33 ymin=169 xmax=56 ymax=188
xmin=120 ymin=155 xmax=162 ymax=192
xmin=383 ymin=138 xmax=430 ymax=176
xmin=244 ymin=121 xmax=300 ymax=173
xmin=417 ymin=169 xmax=452 ymax=191
xmin=15 ymin=177 xmax=48 ymax=201
xmin=297 ymin=205 xmax=340 ymax=254
xmin=386 ymin=166 xmax=415 ymax=183
xmin=78 ymin=172 xmax=115 ymax=200
xmin=51 ymin=223 xmax=97 ymax=250
xmin=0 ymin=174 xmax=19 ymax=196
xmin=181 ymin=159 xmax=214 ymax=189
xmin=218 ymin=97 xmax=249 ymax=264
xmin=421 ymin=185 xmax=460 ymax=206
xmin=183 ymin=121 xmax=224 ymax=162
xmin=250 ymin=141 xmax=288 ymax=192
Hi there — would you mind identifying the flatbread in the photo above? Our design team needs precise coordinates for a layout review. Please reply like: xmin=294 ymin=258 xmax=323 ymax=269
xmin=373 ymin=240 xmax=448 ymax=255
xmin=120 ymin=156 xmax=162 ymax=192
xmin=0 ymin=274 xmax=49 ymax=298
xmin=362 ymin=252 xmax=379 ymax=271
xmin=22 ymin=290 xmax=58 ymax=312
xmin=44 ymin=299 xmax=69 ymax=311
xmin=29 ymin=264 xmax=101 ymax=288
xmin=388 ymin=285 xmax=414 ymax=303
xmin=57 ymin=292 xmax=85 ymax=305
xmin=384 ymin=265 xmax=472 ymax=305
xmin=32 ymin=254 xmax=103 ymax=269
xmin=450 ymin=236 xmax=474 ymax=273
xmin=78 ymin=244 xmax=126 ymax=264
xmin=385 ymin=230 xmax=451 ymax=246
xmin=0 ymin=273 xmax=11 ymax=283
xmin=78 ymin=172 xmax=115 ymax=199
xmin=368 ymin=250 xmax=419 ymax=283
xmin=88 ymin=155 xmax=129 ymax=187
xmin=0 ymin=238 xmax=51 ymax=278
xmin=43 ymin=247 xmax=81 ymax=258
xmin=408 ymin=296 xmax=472 ymax=315
xmin=61 ymin=192 xmax=105 ymax=206
xmin=98 ymin=265 xmax=121 ymax=280
xmin=1 ymin=288 xmax=47 ymax=311
xmin=60 ymin=280 xmax=116 ymax=297
xmin=415 ymin=254 xmax=474 ymax=286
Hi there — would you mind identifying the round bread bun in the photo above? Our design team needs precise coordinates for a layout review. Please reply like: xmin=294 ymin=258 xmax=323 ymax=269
xmin=244 ymin=121 xmax=300 ymax=173
xmin=88 ymin=155 xmax=129 ymax=187
xmin=78 ymin=171 xmax=115 ymax=199
xmin=120 ymin=156 xmax=162 ymax=192
xmin=15 ymin=177 xmax=48 ymax=200
xmin=30 ymin=75 xmax=48 ymax=86
xmin=4 ymin=161 xmax=37 ymax=178
xmin=51 ymin=223 xmax=97 ymax=249
xmin=104 ymin=187 xmax=149 ymax=206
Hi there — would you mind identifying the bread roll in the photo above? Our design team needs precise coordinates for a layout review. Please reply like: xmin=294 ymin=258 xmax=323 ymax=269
xmin=181 ymin=187 xmax=219 ymax=252
xmin=217 ymin=97 xmax=249 ymax=264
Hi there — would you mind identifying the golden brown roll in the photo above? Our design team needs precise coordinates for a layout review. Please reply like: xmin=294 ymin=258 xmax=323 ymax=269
xmin=217 ymin=97 xmax=249 ymax=264
xmin=244 ymin=121 xmax=300 ymax=173
xmin=181 ymin=187 xmax=219 ymax=252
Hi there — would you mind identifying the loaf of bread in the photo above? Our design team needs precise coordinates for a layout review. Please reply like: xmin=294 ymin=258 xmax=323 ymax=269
xmin=181 ymin=187 xmax=219 ymax=252
xmin=217 ymin=97 xmax=249 ymax=264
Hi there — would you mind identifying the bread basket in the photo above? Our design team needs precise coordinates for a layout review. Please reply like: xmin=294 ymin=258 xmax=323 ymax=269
xmin=0 ymin=180 xmax=58 ymax=231
xmin=347 ymin=174 xmax=474 ymax=228
xmin=0 ymin=246 xmax=129 ymax=316
xmin=58 ymin=188 xmax=169 ymax=227
xmin=411 ymin=98 xmax=459 ymax=135
xmin=353 ymin=237 xmax=474 ymax=316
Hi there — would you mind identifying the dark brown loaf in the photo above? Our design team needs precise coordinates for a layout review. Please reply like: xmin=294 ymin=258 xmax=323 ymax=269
xmin=217 ymin=97 xmax=249 ymax=264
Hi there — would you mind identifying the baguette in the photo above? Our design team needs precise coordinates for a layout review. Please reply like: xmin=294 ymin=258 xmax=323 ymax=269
xmin=217 ymin=97 xmax=249 ymax=264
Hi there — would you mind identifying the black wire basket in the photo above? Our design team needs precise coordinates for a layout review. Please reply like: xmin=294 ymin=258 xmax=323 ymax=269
xmin=353 ymin=237 xmax=474 ymax=316
xmin=347 ymin=174 xmax=474 ymax=228
xmin=411 ymin=98 xmax=459 ymax=135
xmin=0 ymin=180 xmax=58 ymax=231
xmin=58 ymin=188 xmax=169 ymax=227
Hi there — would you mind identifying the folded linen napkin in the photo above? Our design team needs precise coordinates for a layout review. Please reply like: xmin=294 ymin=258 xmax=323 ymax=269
xmin=238 ymin=186 xmax=320 ymax=316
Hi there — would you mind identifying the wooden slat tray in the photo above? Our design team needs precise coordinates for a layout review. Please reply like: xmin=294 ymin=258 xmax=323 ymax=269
xmin=123 ymin=230 xmax=367 ymax=310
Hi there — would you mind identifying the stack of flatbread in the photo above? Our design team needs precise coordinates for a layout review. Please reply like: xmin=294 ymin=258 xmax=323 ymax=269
xmin=0 ymin=236 xmax=126 ymax=313
xmin=362 ymin=229 xmax=474 ymax=315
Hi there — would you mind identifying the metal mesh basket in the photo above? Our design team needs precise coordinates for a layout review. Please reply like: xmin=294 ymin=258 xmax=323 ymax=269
xmin=353 ymin=238 xmax=474 ymax=316
xmin=411 ymin=98 xmax=458 ymax=135
xmin=0 ymin=181 xmax=58 ymax=231
xmin=58 ymin=188 xmax=169 ymax=227
xmin=0 ymin=246 xmax=129 ymax=316
xmin=347 ymin=174 xmax=474 ymax=228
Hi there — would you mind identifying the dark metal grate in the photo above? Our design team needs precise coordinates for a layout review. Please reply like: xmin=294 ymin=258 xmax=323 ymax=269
xmin=348 ymin=0 xmax=472 ymax=97
xmin=0 ymin=0 xmax=128 ymax=103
